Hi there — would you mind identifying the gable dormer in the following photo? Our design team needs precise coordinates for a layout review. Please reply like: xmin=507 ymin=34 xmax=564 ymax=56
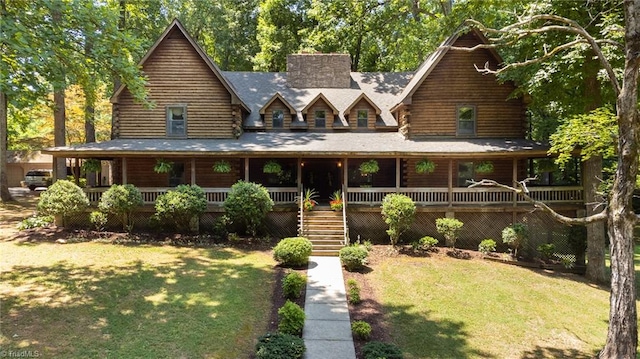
xmin=302 ymin=93 xmax=339 ymax=130
xmin=111 ymin=19 xmax=249 ymax=139
xmin=344 ymin=93 xmax=381 ymax=130
xmin=397 ymin=28 xmax=525 ymax=139
xmin=260 ymin=93 xmax=296 ymax=130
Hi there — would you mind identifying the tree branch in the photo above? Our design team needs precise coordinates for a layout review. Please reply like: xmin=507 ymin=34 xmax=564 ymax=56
xmin=468 ymin=179 xmax=608 ymax=225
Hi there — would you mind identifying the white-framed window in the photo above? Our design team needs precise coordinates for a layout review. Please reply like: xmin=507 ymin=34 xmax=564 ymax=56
xmin=273 ymin=109 xmax=284 ymax=128
xmin=167 ymin=105 xmax=187 ymax=137
xmin=315 ymin=110 xmax=326 ymax=128
xmin=457 ymin=105 xmax=476 ymax=135
xmin=457 ymin=161 xmax=475 ymax=187
xmin=357 ymin=110 xmax=368 ymax=128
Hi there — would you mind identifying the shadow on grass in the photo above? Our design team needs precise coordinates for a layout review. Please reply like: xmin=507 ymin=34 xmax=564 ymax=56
xmin=0 ymin=248 xmax=272 ymax=358
xmin=383 ymin=303 xmax=496 ymax=359
xmin=520 ymin=346 xmax=598 ymax=359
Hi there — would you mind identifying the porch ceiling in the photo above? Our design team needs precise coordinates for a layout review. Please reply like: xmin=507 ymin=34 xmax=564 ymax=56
xmin=43 ymin=132 xmax=549 ymax=158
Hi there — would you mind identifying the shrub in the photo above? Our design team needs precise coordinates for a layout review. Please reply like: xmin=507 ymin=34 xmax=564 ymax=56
xmin=255 ymin=332 xmax=305 ymax=359
xmin=17 ymin=215 xmax=53 ymax=230
xmin=223 ymin=181 xmax=273 ymax=236
xmin=362 ymin=341 xmax=404 ymax=359
xmin=436 ymin=218 xmax=463 ymax=249
xmin=537 ymin=243 xmax=556 ymax=260
xmin=352 ymin=320 xmax=372 ymax=340
xmin=37 ymin=180 xmax=89 ymax=226
xmin=339 ymin=245 xmax=369 ymax=271
xmin=273 ymin=237 xmax=313 ymax=267
xmin=155 ymin=185 xmax=207 ymax=232
xmin=283 ymin=272 xmax=307 ymax=299
xmin=502 ymin=223 xmax=528 ymax=258
xmin=89 ymin=211 xmax=108 ymax=231
xmin=346 ymin=278 xmax=361 ymax=305
xmin=277 ymin=300 xmax=305 ymax=336
xmin=381 ymin=194 xmax=416 ymax=246
xmin=98 ymin=184 xmax=143 ymax=231
xmin=478 ymin=239 xmax=497 ymax=255
xmin=412 ymin=236 xmax=438 ymax=251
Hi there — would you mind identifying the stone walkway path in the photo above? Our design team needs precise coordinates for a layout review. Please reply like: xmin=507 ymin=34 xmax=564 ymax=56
xmin=303 ymin=256 xmax=356 ymax=359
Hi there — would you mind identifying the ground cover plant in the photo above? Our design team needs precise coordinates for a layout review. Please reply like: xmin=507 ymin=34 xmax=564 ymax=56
xmin=0 ymin=241 xmax=274 ymax=358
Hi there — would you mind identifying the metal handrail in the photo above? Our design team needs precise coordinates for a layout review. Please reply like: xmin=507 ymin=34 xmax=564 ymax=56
xmin=342 ymin=187 xmax=348 ymax=246
xmin=298 ymin=188 xmax=304 ymax=237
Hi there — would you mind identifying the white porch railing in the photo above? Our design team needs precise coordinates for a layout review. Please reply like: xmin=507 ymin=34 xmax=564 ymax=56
xmin=346 ymin=186 xmax=583 ymax=205
xmin=85 ymin=187 xmax=298 ymax=205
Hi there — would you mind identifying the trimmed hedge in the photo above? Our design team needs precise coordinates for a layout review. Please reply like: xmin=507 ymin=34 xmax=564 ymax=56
xmin=255 ymin=332 xmax=305 ymax=359
xmin=273 ymin=237 xmax=313 ymax=267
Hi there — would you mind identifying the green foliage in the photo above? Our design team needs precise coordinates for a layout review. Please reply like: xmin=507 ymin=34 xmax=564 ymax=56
xmin=347 ymin=278 xmax=361 ymax=305
xmin=302 ymin=188 xmax=318 ymax=211
xmin=255 ymin=332 xmax=305 ymax=359
xmin=330 ymin=190 xmax=343 ymax=211
xmin=263 ymin=160 xmax=282 ymax=174
xmin=89 ymin=211 xmax=108 ymax=231
xmin=153 ymin=159 xmax=173 ymax=174
xmin=352 ymin=320 xmax=372 ymax=340
xmin=277 ymin=300 xmax=305 ymax=336
xmin=537 ymin=243 xmax=556 ymax=260
xmin=501 ymin=223 xmax=528 ymax=258
xmin=415 ymin=159 xmax=436 ymax=174
xmin=98 ymin=184 xmax=143 ymax=232
xmin=359 ymin=159 xmax=380 ymax=175
xmin=37 ymin=180 xmax=89 ymax=225
xmin=273 ymin=237 xmax=313 ymax=267
xmin=412 ymin=236 xmax=438 ymax=251
xmin=282 ymin=272 xmax=307 ymax=299
xmin=474 ymin=161 xmax=494 ymax=174
xmin=362 ymin=341 xmax=404 ymax=359
xmin=17 ymin=215 xmax=53 ymax=230
xmin=224 ymin=181 xmax=274 ymax=236
xmin=339 ymin=245 xmax=369 ymax=271
xmin=478 ymin=239 xmax=497 ymax=255
xmin=154 ymin=185 xmax=207 ymax=232
xmin=81 ymin=159 xmax=101 ymax=173
xmin=212 ymin=160 xmax=232 ymax=173
xmin=436 ymin=218 xmax=464 ymax=249
xmin=381 ymin=194 xmax=416 ymax=246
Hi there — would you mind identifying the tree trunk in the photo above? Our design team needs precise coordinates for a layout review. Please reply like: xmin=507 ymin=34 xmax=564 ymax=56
xmin=53 ymin=89 xmax=66 ymax=181
xmin=599 ymin=0 xmax=640 ymax=357
xmin=584 ymin=156 xmax=607 ymax=283
xmin=0 ymin=90 xmax=13 ymax=202
xmin=111 ymin=0 xmax=126 ymax=140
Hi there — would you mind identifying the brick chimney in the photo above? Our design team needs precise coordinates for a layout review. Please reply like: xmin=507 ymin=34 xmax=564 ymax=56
xmin=286 ymin=53 xmax=351 ymax=88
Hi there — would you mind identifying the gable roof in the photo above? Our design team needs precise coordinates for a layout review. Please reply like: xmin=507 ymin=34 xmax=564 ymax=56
xmin=396 ymin=27 xmax=502 ymax=106
xmin=301 ymin=93 xmax=340 ymax=115
xmin=259 ymin=92 xmax=296 ymax=114
xmin=344 ymin=93 xmax=382 ymax=115
xmin=110 ymin=19 xmax=249 ymax=112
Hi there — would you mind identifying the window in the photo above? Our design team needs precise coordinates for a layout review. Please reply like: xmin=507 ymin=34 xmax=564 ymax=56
xmin=457 ymin=161 xmax=474 ymax=187
xmin=314 ymin=110 xmax=326 ymax=128
xmin=167 ymin=105 xmax=187 ymax=137
xmin=457 ymin=105 xmax=476 ymax=135
xmin=357 ymin=110 xmax=368 ymax=128
xmin=272 ymin=110 xmax=284 ymax=128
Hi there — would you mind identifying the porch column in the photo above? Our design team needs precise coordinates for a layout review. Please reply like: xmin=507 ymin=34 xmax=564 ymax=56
xmin=122 ymin=157 xmax=127 ymax=184
xmin=512 ymin=158 xmax=518 ymax=207
xmin=297 ymin=158 xmax=302 ymax=190
xmin=191 ymin=158 xmax=196 ymax=185
xmin=395 ymin=157 xmax=401 ymax=192
xmin=343 ymin=158 xmax=349 ymax=193
xmin=447 ymin=159 xmax=453 ymax=206
xmin=244 ymin=158 xmax=249 ymax=182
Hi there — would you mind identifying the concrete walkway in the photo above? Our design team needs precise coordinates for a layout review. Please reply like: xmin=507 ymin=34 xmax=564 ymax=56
xmin=303 ymin=256 xmax=356 ymax=359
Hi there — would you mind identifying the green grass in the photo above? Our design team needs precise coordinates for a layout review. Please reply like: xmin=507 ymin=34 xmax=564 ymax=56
xmin=0 ymin=242 xmax=275 ymax=358
xmin=368 ymin=250 xmax=628 ymax=359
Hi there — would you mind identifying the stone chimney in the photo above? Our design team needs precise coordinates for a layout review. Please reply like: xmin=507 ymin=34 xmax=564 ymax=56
xmin=286 ymin=53 xmax=351 ymax=88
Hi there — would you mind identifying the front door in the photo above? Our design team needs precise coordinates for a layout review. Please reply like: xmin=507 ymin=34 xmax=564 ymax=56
xmin=301 ymin=159 xmax=342 ymax=203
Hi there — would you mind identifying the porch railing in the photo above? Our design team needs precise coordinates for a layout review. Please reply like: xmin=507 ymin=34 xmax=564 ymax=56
xmin=85 ymin=187 xmax=298 ymax=205
xmin=346 ymin=186 xmax=583 ymax=206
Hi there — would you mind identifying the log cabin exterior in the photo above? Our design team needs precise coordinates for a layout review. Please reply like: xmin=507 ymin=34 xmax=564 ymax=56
xmin=46 ymin=20 xmax=585 ymax=252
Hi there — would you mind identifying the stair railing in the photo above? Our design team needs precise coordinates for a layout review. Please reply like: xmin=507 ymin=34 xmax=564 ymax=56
xmin=298 ymin=188 xmax=304 ymax=237
xmin=342 ymin=186 xmax=349 ymax=246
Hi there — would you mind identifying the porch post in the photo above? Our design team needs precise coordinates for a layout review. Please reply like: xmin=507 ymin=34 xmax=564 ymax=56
xmin=244 ymin=158 xmax=249 ymax=182
xmin=343 ymin=158 xmax=349 ymax=192
xmin=447 ymin=159 xmax=453 ymax=206
xmin=122 ymin=157 xmax=127 ymax=184
xmin=512 ymin=158 xmax=518 ymax=207
xmin=191 ymin=158 xmax=196 ymax=185
xmin=395 ymin=157 xmax=401 ymax=192
xmin=297 ymin=157 xmax=302 ymax=190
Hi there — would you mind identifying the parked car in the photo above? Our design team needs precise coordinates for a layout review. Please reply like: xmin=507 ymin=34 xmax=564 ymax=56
xmin=24 ymin=169 xmax=52 ymax=190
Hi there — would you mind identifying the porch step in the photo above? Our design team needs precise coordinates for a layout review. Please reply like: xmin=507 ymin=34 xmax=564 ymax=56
xmin=302 ymin=210 xmax=346 ymax=256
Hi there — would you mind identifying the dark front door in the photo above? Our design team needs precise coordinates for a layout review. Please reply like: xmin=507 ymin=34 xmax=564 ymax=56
xmin=302 ymin=159 xmax=342 ymax=203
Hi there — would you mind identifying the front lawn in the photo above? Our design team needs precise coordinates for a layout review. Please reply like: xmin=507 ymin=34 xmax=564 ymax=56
xmin=0 ymin=241 xmax=274 ymax=358
xmin=363 ymin=248 xmax=621 ymax=359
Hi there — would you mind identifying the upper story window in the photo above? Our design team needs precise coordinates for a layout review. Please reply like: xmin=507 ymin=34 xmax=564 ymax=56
xmin=315 ymin=110 xmax=326 ymax=128
xmin=167 ymin=105 xmax=187 ymax=137
xmin=273 ymin=109 xmax=284 ymax=128
xmin=457 ymin=105 xmax=476 ymax=135
xmin=357 ymin=110 xmax=368 ymax=128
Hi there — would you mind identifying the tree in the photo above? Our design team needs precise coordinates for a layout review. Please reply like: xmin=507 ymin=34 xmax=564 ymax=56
xmin=455 ymin=1 xmax=639 ymax=355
